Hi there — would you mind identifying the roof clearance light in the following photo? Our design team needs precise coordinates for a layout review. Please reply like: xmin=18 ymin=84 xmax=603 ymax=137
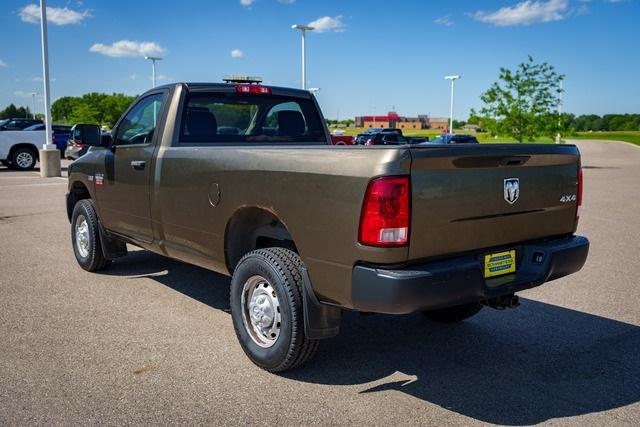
xmin=236 ymin=84 xmax=271 ymax=95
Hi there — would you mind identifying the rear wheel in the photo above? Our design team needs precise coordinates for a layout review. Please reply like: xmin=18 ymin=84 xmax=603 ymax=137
xmin=230 ymin=248 xmax=318 ymax=372
xmin=11 ymin=148 xmax=37 ymax=171
xmin=71 ymin=199 xmax=110 ymax=272
xmin=422 ymin=302 xmax=482 ymax=323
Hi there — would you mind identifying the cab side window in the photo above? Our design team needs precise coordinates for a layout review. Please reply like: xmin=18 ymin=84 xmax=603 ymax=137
xmin=115 ymin=93 xmax=165 ymax=146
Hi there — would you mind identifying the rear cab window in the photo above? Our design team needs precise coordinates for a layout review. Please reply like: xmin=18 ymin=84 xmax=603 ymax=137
xmin=179 ymin=89 xmax=327 ymax=144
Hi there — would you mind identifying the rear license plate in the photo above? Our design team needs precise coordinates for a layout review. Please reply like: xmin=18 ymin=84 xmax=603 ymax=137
xmin=484 ymin=250 xmax=516 ymax=278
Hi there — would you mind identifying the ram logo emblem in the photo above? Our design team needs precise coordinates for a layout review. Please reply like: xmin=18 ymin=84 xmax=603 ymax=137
xmin=504 ymin=178 xmax=519 ymax=204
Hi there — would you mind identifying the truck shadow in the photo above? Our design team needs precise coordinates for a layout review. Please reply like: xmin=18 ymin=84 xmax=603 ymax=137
xmin=104 ymin=250 xmax=640 ymax=425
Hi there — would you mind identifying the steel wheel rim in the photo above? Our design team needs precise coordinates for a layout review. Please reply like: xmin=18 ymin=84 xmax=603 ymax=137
xmin=75 ymin=215 xmax=90 ymax=258
xmin=241 ymin=275 xmax=282 ymax=348
xmin=16 ymin=152 xmax=34 ymax=169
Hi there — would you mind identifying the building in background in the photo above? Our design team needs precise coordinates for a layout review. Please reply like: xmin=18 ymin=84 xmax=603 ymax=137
xmin=355 ymin=112 xmax=447 ymax=130
xmin=428 ymin=117 xmax=449 ymax=130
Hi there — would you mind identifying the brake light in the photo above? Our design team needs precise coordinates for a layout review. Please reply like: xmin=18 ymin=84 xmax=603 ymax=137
xmin=359 ymin=176 xmax=410 ymax=247
xmin=236 ymin=84 xmax=271 ymax=95
xmin=576 ymin=166 xmax=583 ymax=220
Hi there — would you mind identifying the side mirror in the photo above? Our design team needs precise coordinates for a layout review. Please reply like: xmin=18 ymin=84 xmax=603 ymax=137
xmin=70 ymin=124 xmax=104 ymax=146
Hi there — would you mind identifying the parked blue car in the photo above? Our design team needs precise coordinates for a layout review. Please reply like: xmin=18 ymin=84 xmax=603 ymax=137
xmin=23 ymin=123 xmax=72 ymax=155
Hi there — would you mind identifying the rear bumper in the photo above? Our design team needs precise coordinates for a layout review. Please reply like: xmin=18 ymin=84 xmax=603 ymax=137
xmin=351 ymin=235 xmax=589 ymax=314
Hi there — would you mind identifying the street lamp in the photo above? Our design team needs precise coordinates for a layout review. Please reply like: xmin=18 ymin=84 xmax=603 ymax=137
xmin=445 ymin=75 xmax=460 ymax=134
xmin=145 ymin=56 xmax=162 ymax=88
xmin=31 ymin=92 xmax=38 ymax=119
xmin=291 ymin=24 xmax=314 ymax=90
xmin=38 ymin=0 xmax=60 ymax=177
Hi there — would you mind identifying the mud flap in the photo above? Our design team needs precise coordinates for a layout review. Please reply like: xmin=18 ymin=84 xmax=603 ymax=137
xmin=97 ymin=220 xmax=128 ymax=260
xmin=300 ymin=266 xmax=341 ymax=339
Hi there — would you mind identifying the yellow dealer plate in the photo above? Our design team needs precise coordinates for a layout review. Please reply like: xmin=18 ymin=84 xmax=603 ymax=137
xmin=484 ymin=250 xmax=516 ymax=278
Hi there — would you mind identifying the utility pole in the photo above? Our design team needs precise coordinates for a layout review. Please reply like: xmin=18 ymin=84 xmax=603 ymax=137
xmin=38 ymin=0 xmax=61 ymax=177
xmin=445 ymin=75 xmax=460 ymax=134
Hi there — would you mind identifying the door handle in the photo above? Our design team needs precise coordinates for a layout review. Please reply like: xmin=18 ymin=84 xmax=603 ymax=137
xmin=130 ymin=160 xmax=146 ymax=170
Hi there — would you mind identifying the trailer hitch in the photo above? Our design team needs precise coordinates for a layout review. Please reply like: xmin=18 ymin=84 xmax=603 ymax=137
xmin=482 ymin=294 xmax=520 ymax=310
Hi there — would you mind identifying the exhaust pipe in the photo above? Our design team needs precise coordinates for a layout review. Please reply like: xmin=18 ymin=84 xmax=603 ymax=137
xmin=482 ymin=294 xmax=520 ymax=310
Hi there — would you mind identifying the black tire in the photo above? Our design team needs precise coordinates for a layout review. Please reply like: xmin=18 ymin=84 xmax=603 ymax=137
xmin=422 ymin=302 xmax=483 ymax=323
xmin=230 ymin=248 xmax=318 ymax=372
xmin=71 ymin=199 xmax=110 ymax=272
xmin=11 ymin=147 xmax=37 ymax=171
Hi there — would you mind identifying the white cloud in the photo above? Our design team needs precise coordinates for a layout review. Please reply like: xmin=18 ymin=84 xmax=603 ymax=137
xmin=129 ymin=74 xmax=137 ymax=80
xmin=471 ymin=0 xmax=569 ymax=27
xmin=89 ymin=40 xmax=167 ymax=58
xmin=278 ymin=0 xmax=296 ymax=3
xmin=230 ymin=49 xmax=244 ymax=58
xmin=0 ymin=59 xmax=7 ymax=68
xmin=19 ymin=3 xmax=90 ymax=26
xmin=434 ymin=15 xmax=454 ymax=26
xmin=308 ymin=15 xmax=345 ymax=33
xmin=240 ymin=0 xmax=256 ymax=7
xmin=14 ymin=91 xmax=34 ymax=98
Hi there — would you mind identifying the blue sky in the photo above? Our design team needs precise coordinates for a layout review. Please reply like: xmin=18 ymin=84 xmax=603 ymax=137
xmin=1 ymin=0 xmax=638 ymax=120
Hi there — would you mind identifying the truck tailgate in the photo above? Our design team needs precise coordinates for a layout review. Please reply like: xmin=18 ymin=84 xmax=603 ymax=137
xmin=408 ymin=144 xmax=580 ymax=260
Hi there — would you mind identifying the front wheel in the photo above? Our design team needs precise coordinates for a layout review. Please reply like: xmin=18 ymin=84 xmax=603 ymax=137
xmin=230 ymin=248 xmax=318 ymax=372
xmin=71 ymin=199 xmax=110 ymax=272
xmin=422 ymin=302 xmax=483 ymax=323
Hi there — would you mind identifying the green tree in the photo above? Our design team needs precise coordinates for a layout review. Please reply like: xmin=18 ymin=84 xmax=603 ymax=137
xmin=0 ymin=104 xmax=30 ymax=119
xmin=478 ymin=56 xmax=564 ymax=142
xmin=68 ymin=103 xmax=100 ymax=124
xmin=51 ymin=92 xmax=137 ymax=127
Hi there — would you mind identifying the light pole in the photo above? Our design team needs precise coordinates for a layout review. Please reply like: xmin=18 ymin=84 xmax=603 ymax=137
xmin=291 ymin=24 xmax=314 ymax=90
xmin=38 ymin=0 xmax=60 ymax=177
xmin=31 ymin=92 xmax=38 ymax=119
xmin=145 ymin=56 xmax=162 ymax=88
xmin=445 ymin=75 xmax=460 ymax=134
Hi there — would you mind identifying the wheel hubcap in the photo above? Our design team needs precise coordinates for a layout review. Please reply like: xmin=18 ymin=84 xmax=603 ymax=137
xmin=241 ymin=275 xmax=281 ymax=348
xmin=75 ymin=215 xmax=90 ymax=258
xmin=16 ymin=152 xmax=34 ymax=169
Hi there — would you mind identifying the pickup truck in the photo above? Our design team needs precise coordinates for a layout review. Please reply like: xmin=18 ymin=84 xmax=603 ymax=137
xmin=66 ymin=81 xmax=589 ymax=372
xmin=0 ymin=129 xmax=49 ymax=170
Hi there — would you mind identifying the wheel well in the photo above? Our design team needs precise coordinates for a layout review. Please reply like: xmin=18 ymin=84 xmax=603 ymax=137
xmin=225 ymin=207 xmax=297 ymax=273
xmin=66 ymin=182 xmax=91 ymax=221
xmin=9 ymin=143 xmax=39 ymax=161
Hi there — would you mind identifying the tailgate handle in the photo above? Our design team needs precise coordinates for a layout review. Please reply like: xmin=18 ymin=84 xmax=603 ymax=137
xmin=500 ymin=156 xmax=530 ymax=167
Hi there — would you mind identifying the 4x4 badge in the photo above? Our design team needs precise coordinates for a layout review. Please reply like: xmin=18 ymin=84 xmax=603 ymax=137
xmin=504 ymin=178 xmax=519 ymax=204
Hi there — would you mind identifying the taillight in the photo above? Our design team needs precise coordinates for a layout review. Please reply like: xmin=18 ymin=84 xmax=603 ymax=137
xmin=236 ymin=84 xmax=271 ymax=95
xmin=576 ymin=166 xmax=583 ymax=220
xmin=359 ymin=176 xmax=410 ymax=247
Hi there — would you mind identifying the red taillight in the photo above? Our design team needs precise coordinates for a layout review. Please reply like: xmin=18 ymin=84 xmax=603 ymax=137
xmin=576 ymin=166 xmax=583 ymax=219
xmin=359 ymin=176 xmax=410 ymax=247
xmin=236 ymin=84 xmax=271 ymax=95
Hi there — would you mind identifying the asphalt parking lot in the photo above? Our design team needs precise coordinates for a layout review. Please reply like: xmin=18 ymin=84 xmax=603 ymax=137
xmin=1 ymin=140 xmax=639 ymax=425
